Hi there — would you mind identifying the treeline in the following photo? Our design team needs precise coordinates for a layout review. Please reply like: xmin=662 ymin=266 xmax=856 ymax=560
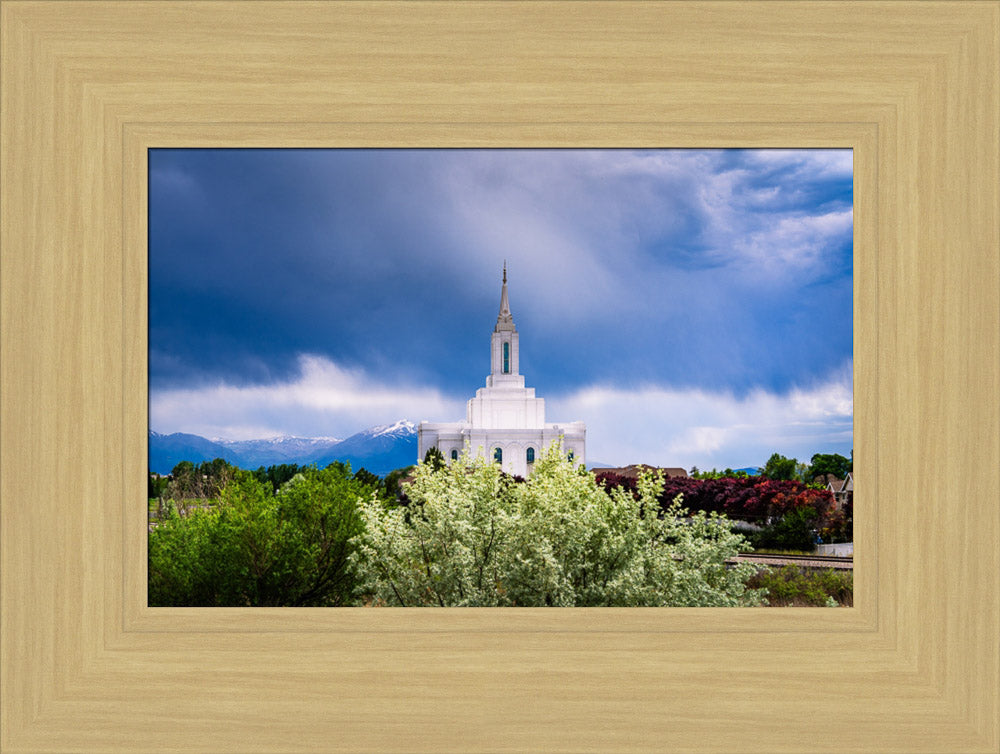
xmin=691 ymin=450 xmax=852 ymax=483
xmin=149 ymin=458 xmax=413 ymax=502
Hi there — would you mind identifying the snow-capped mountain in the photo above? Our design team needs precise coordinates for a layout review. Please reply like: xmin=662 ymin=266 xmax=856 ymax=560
xmin=213 ymin=435 xmax=342 ymax=467
xmin=148 ymin=422 xmax=418 ymax=477
xmin=360 ymin=420 xmax=416 ymax=438
xmin=313 ymin=421 xmax=417 ymax=474
xmin=148 ymin=431 xmax=237 ymax=474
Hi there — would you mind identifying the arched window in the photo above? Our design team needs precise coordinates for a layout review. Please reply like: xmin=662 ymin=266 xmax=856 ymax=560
xmin=502 ymin=342 xmax=510 ymax=373
xmin=526 ymin=447 xmax=535 ymax=464
xmin=450 ymin=449 xmax=458 ymax=461
xmin=493 ymin=447 xmax=502 ymax=464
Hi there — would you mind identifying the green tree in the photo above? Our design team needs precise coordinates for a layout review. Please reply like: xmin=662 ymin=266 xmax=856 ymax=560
xmin=750 ymin=506 xmax=821 ymax=552
xmin=149 ymin=464 xmax=374 ymax=606
xmin=383 ymin=465 xmax=414 ymax=501
xmin=148 ymin=472 xmax=169 ymax=499
xmin=165 ymin=457 xmax=237 ymax=503
xmin=762 ymin=453 xmax=798 ymax=481
xmin=806 ymin=453 xmax=852 ymax=482
xmin=251 ymin=463 xmax=304 ymax=493
xmin=423 ymin=446 xmax=446 ymax=471
xmin=352 ymin=467 xmax=382 ymax=491
xmin=350 ymin=446 xmax=764 ymax=607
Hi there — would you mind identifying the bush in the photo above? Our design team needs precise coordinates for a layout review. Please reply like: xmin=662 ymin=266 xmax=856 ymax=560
xmin=820 ymin=497 xmax=853 ymax=543
xmin=595 ymin=472 xmax=836 ymax=528
xmin=749 ymin=507 xmax=819 ymax=552
xmin=350 ymin=446 xmax=765 ymax=607
xmin=149 ymin=464 xmax=374 ymax=606
xmin=747 ymin=566 xmax=853 ymax=606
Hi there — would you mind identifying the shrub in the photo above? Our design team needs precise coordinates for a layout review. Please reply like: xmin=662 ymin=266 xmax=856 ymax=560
xmin=820 ymin=497 xmax=853 ymax=543
xmin=350 ymin=446 xmax=765 ymax=607
xmin=149 ymin=464 xmax=373 ymax=606
xmin=749 ymin=507 xmax=820 ymax=552
xmin=595 ymin=472 xmax=836 ymax=528
xmin=747 ymin=566 xmax=853 ymax=606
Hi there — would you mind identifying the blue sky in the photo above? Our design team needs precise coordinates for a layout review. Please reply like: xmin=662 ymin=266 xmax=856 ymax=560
xmin=149 ymin=149 xmax=853 ymax=470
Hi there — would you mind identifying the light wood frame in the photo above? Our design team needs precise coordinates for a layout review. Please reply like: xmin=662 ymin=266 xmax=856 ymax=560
xmin=2 ymin=2 xmax=997 ymax=752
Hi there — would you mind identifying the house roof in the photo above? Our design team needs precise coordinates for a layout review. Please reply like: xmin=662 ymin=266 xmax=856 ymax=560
xmin=817 ymin=473 xmax=845 ymax=490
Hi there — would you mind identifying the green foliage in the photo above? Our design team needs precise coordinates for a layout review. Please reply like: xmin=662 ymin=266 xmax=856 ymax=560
xmin=166 ymin=457 xmax=238 ymax=501
xmin=423 ymin=446 xmax=446 ymax=471
xmin=746 ymin=566 xmax=853 ymax=606
xmin=762 ymin=453 xmax=799 ymax=481
xmin=251 ymin=463 xmax=306 ymax=493
xmin=352 ymin=467 xmax=382 ymax=490
xmin=383 ymin=465 xmax=414 ymax=501
xmin=749 ymin=507 xmax=819 ymax=552
xmin=350 ymin=446 xmax=765 ymax=607
xmin=807 ymin=452 xmax=852 ymax=482
xmin=690 ymin=467 xmax=752 ymax=480
xmin=148 ymin=465 xmax=374 ymax=606
xmin=148 ymin=472 xmax=169 ymax=499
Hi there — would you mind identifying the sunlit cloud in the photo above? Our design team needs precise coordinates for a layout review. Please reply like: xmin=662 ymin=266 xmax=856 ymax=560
xmin=549 ymin=361 xmax=853 ymax=470
xmin=150 ymin=354 xmax=464 ymax=441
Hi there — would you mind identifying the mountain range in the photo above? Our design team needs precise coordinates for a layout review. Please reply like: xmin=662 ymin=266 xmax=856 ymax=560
xmin=149 ymin=420 xmax=418 ymax=477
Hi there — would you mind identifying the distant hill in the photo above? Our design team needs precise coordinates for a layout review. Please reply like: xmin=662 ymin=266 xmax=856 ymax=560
xmin=148 ymin=431 xmax=241 ymax=473
xmin=149 ymin=420 xmax=418 ymax=477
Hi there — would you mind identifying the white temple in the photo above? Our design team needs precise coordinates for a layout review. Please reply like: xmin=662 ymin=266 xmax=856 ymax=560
xmin=418 ymin=265 xmax=586 ymax=477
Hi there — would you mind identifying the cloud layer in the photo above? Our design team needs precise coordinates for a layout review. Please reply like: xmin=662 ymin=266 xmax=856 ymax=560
xmin=151 ymin=354 xmax=852 ymax=470
xmin=150 ymin=354 xmax=464 ymax=441
xmin=550 ymin=361 xmax=853 ymax=468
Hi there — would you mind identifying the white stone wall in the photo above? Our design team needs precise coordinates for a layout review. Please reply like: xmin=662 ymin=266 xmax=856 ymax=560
xmin=419 ymin=421 xmax=585 ymax=478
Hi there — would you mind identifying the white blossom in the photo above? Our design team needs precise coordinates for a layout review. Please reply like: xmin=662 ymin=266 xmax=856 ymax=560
xmin=350 ymin=443 xmax=765 ymax=607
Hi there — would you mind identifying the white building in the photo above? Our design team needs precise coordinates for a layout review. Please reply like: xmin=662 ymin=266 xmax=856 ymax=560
xmin=418 ymin=265 xmax=586 ymax=477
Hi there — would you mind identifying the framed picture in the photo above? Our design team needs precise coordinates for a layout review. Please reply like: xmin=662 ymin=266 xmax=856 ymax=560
xmin=2 ymin=2 xmax=997 ymax=752
xmin=146 ymin=147 xmax=855 ymax=609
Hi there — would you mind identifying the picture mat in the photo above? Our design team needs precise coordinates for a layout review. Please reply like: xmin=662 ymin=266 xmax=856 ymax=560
xmin=2 ymin=3 xmax=997 ymax=753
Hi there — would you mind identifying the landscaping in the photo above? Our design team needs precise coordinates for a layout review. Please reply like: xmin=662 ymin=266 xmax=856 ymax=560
xmin=148 ymin=448 xmax=852 ymax=607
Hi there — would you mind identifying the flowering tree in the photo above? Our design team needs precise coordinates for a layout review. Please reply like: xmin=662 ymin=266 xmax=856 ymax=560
xmin=350 ymin=446 xmax=765 ymax=607
xmin=595 ymin=472 xmax=836 ymax=527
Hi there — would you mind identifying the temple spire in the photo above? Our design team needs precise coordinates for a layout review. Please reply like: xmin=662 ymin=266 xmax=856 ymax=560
xmin=495 ymin=262 xmax=515 ymax=332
